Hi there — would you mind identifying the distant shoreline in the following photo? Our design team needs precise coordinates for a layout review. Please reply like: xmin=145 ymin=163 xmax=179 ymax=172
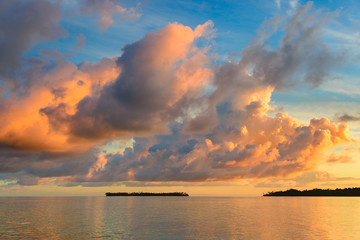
xmin=105 ymin=192 xmax=189 ymax=196
xmin=263 ymin=187 xmax=360 ymax=196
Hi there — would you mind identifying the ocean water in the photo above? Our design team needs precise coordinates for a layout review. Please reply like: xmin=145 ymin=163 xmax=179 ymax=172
xmin=0 ymin=196 xmax=359 ymax=239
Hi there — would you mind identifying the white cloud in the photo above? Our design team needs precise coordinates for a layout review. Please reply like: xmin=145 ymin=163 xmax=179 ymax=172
xmin=275 ymin=0 xmax=281 ymax=9
xmin=289 ymin=0 xmax=299 ymax=10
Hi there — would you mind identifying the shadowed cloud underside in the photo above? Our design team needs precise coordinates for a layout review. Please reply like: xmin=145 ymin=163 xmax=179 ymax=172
xmin=0 ymin=1 xmax=358 ymax=193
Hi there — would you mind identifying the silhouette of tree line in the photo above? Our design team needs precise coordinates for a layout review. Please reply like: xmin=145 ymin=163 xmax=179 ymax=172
xmin=263 ymin=187 xmax=360 ymax=196
xmin=106 ymin=192 xmax=189 ymax=196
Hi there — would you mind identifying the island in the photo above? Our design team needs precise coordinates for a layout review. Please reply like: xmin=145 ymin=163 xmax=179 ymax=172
xmin=263 ymin=187 xmax=360 ymax=196
xmin=105 ymin=192 xmax=189 ymax=196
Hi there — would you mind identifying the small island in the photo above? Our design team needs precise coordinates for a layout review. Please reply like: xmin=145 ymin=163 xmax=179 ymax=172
xmin=263 ymin=187 xmax=360 ymax=196
xmin=105 ymin=192 xmax=189 ymax=197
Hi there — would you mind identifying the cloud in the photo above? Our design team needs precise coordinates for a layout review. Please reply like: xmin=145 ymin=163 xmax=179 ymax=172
xmin=241 ymin=2 xmax=344 ymax=90
xmin=0 ymin=56 xmax=120 ymax=152
xmin=77 ymin=107 xmax=349 ymax=183
xmin=16 ymin=175 xmax=39 ymax=186
xmin=43 ymin=21 xmax=213 ymax=140
xmin=0 ymin=0 xmax=64 ymax=80
xmin=326 ymin=153 xmax=354 ymax=164
xmin=0 ymin=3 xmax=354 ymax=186
xmin=0 ymin=147 xmax=101 ymax=187
xmin=0 ymin=21 xmax=215 ymax=183
xmin=80 ymin=0 xmax=141 ymax=30
xmin=255 ymin=170 xmax=360 ymax=188
xmin=255 ymin=171 xmax=337 ymax=188
xmin=275 ymin=0 xmax=299 ymax=11
xmin=289 ymin=0 xmax=299 ymax=10
xmin=74 ymin=34 xmax=86 ymax=50
xmin=275 ymin=0 xmax=281 ymax=9
xmin=335 ymin=113 xmax=360 ymax=122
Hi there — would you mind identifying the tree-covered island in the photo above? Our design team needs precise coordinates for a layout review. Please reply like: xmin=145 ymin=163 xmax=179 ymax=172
xmin=263 ymin=187 xmax=360 ymax=196
xmin=106 ymin=192 xmax=189 ymax=196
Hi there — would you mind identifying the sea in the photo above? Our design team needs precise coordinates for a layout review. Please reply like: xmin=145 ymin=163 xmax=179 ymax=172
xmin=0 ymin=196 xmax=359 ymax=239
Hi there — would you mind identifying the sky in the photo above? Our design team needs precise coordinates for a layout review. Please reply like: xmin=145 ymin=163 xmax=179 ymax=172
xmin=1 ymin=0 xmax=360 ymax=196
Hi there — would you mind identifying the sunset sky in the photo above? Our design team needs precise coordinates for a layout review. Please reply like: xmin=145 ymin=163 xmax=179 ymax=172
xmin=1 ymin=0 xmax=360 ymax=196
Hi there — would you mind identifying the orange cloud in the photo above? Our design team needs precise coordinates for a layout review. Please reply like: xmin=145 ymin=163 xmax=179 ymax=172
xmin=0 ymin=21 xmax=214 ymax=154
xmin=0 ymin=3 xmax=356 ymax=187
xmin=326 ymin=154 xmax=354 ymax=164
xmin=0 ymin=57 xmax=119 ymax=152
xmin=81 ymin=86 xmax=350 ymax=183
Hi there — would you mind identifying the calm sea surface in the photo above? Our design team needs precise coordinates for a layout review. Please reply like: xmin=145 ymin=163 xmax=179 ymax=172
xmin=0 ymin=196 xmax=359 ymax=239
